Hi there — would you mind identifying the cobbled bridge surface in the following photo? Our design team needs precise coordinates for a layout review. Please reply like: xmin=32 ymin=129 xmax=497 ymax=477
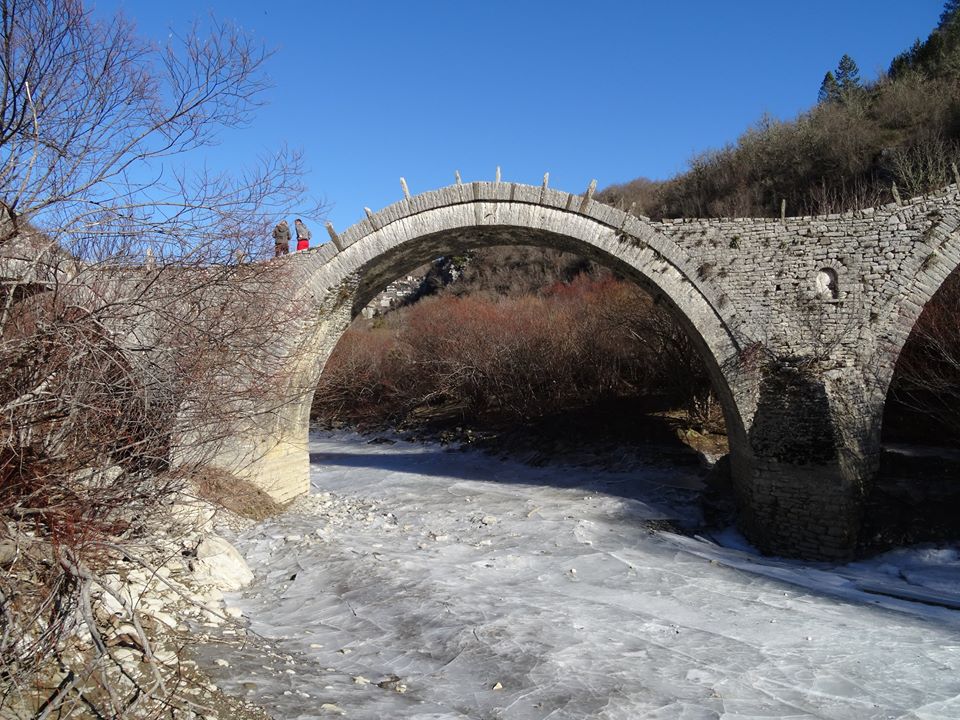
xmin=194 ymin=179 xmax=960 ymax=560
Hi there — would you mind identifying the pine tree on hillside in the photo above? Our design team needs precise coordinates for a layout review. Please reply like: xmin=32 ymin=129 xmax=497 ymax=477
xmin=835 ymin=54 xmax=862 ymax=94
xmin=890 ymin=1 xmax=960 ymax=78
xmin=818 ymin=71 xmax=840 ymax=104
xmin=941 ymin=0 xmax=960 ymax=27
xmin=818 ymin=56 xmax=861 ymax=104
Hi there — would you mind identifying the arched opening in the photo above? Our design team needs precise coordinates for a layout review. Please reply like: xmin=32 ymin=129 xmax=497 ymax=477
xmin=875 ymin=266 xmax=960 ymax=548
xmin=318 ymin=249 xmax=725 ymax=443
xmin=233 ymin=192 xmax=782 ymax=544
xmin=305 ymin=219 xmax=748 ymax=532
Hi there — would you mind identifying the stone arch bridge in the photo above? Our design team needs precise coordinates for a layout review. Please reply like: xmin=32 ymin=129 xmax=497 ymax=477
xmin=192 ymin=180 xmax=960 ymax=559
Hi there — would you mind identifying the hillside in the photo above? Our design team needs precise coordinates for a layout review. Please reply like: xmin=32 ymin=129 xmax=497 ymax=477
xmin=598 ymin=4 xmax=960 ymax=219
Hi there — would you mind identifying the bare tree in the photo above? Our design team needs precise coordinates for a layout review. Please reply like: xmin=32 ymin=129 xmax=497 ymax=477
xmin=0 ymin=0 xmax=315 ymax=259
xmin=0 ymin=0 xmax=320 ymax=715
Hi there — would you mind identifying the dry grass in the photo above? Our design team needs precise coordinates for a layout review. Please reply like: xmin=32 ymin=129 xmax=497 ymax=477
xmin=188 ymin=467 xmax=284 ymax=521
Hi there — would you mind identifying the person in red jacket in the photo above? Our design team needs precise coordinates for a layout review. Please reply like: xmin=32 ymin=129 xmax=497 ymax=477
xmin=295 ymin=218 xmax=311 ymax=251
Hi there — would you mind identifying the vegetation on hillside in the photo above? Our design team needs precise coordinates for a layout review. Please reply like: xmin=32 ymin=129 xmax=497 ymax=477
xmin=599 ymin=4 xmax=960 ymax=219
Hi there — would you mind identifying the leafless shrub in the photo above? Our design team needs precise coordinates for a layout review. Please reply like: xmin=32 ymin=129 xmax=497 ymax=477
xmin=314 ymin=273 xmax=723 ymax=434
xmin=0 ymin=0 xmax=319 ymax=714
xmin=883 ymin=130 xmax=960 ymax=198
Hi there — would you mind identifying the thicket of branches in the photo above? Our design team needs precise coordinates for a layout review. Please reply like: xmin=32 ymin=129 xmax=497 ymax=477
xmin=314 ymin=270 xmax=720 ymax=433
xmin=1 ymin=0 xmax=315 ymax=715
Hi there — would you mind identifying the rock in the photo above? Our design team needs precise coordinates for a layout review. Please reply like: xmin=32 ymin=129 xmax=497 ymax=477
xmin=320 ymin=703 xmax=345 ymax=715
xmin=192 ymin=536 xmax=253 ymax=591
xmin=492 ymin=681 xmax=503 ymax=690
xmin=377 ymin=674 xmax=407 ymax=693
xmin=214 ymin=659 xmax=230 ymax=667
xmin=0 ymin=540 xmax=18 ymax=567
xmin=201 ymin=609 xmax=224 ymax=625
xmin=111 ymin=646 xmax=142 ymax=664
xmin=151 ymin=612 xmax=178 ymax=628
xmin=153 ymin=649 xmax=178 ymax=665
xmin=352 ymin=675 xmax=370 ymax=685
xmin=199 ymin=587 xmax=225 ymax=606
xmin=96 ymin=584 xmax=127 ymax=617
xmin=480 ymin=516 xmax=497 ymax=526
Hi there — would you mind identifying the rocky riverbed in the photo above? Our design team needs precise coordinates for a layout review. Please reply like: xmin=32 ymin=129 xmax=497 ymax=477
xmin=191 ymin=430 xmax=960 ymax=719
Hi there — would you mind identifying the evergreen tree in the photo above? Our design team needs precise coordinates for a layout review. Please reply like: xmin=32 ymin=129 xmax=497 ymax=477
xmin=818 ymin=71 xmax=840 ymax=104
xmin=819 ymin=56 xmax=862 ymax=104
xmin=835 ymin=54 xmax=862 ymax=94
xmin=890 ymin=2 xmax=960 ymax=78
xmin=890 ymin=40 xmax=924 ymax=78
xmin=941 ymin=0 xmax=960 ymax=27
xmin=937 ymin=0 xmax=960 ymax=75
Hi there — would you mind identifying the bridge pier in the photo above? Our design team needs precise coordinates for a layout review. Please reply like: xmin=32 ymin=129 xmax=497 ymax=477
xmin=733 ymin=454 xmax=866 ymax=560
xmin=731 ymin=364 xmax=881 ymax=560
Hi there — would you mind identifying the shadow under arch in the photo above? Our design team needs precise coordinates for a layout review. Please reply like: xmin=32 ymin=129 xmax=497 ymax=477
xmin=881 ymin=264 xmax=960 ymax=446
xmin=870 ymin=264 xmax=960 ymax=549
xmin=868 ymin=204 xmax=960 ymax=452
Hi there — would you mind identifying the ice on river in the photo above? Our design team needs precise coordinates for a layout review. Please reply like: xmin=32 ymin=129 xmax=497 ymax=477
xmin=207 ymin=431 xmax=960 ymax=719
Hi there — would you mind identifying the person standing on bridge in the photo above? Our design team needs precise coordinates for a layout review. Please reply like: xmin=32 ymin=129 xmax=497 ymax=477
xmin=273 ymin=219 xmax=291 ymax=256
xmin=295 ymin=218 xmax=311 ymax=251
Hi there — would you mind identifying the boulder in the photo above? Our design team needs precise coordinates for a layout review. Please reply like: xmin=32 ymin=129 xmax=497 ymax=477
xmin=192 ymin=535 xmax=253 ymax=591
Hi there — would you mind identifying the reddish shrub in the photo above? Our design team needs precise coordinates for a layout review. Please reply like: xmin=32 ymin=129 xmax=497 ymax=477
xmin=314 ymin=274 xmax=720 ymax=431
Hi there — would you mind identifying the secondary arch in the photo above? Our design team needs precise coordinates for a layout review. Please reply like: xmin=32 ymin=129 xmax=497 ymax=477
xmin=872 ymin=204 xmax=960 ymax=432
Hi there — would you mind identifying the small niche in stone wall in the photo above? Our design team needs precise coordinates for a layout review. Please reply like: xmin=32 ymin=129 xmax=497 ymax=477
xmin=815 ymin=267 xmax=839 ymax=300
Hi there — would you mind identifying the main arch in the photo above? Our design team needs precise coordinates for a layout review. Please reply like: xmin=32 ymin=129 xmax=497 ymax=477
xmin=213 ymin=182 xmax=757 ymax=529
xmin=257 ymin=183 xmax=753 ymax=497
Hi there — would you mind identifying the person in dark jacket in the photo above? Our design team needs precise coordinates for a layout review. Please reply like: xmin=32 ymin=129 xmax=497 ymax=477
xmin=295 ymin=218 xmax=311 ymax=251
xmin=273 ymin=220 xmax=291 ymax=256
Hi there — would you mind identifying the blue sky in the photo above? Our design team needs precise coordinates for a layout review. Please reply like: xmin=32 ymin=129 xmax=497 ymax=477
xmin=96 ymin=0 xmax=946 ymax=232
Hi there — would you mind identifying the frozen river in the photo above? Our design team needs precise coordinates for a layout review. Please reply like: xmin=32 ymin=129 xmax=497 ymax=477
xmin=208 ymin=431 xmax=960 ymax=719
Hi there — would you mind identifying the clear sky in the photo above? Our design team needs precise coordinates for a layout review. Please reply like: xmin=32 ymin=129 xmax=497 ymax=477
xmin=95 ymin=0 xmax=946 ymax=232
